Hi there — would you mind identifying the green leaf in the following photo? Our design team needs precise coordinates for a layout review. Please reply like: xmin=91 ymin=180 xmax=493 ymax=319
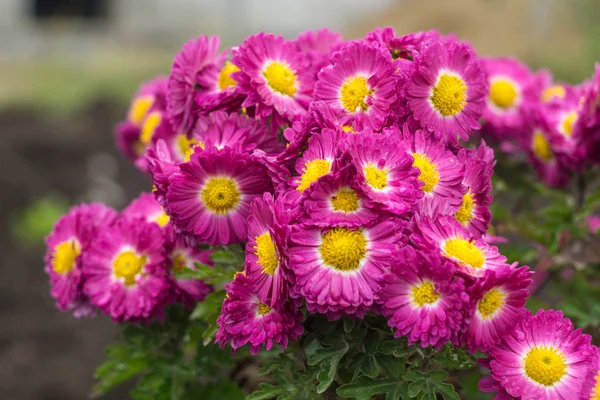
xmin=432 ymin=345 xmax=476 ymax=371
xmin=190 ymin=290 xmax=226 ymax=320
xmin=202 ymin=312 xmax=220 ymax=346
xmin=377 ymin=354 xmax=406 ymax=379
xmin=336 ymin=376 xmax=404 ymax=400
xmin=358 ymin=354 xmax=380 ymax=379
xmin=92 ymin=343 xmax=148 ymax=397
xmin=210 ymin=251 xmax=241 ymax=265
xmin=175 ymin=263 xmax=235 ymax=285
xmin=403 ymin=371 xmax=459 ymax=400
xmin=246 ymin=383 xmax=285 ymax=400
xmin=310 ymin=340 xmax=349 ymax=393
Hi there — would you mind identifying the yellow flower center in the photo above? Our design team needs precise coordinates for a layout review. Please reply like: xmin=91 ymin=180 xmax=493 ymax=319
xmin=340 ymin=76 xmax=372 ymax=113
xmin=201 ymin=177 xmax=241 ymax=214
xmin=140 ymin=111 xmax=162 ymax=146
xmin=412 ymin=153 xmax=440 ymax=193
xmin=443 ymin=238 xmax=485 ymax=270
xmin=330 ymin=187 xmax=359 ymax=213
xmin=341 ymin=125 xmax=356 ymax=133
xmin=254 ymin=233 xmax=279 ymax=275
xmin=263 ymin=61 xmax=298 ymax=96
xmin=183 ymin=141 xmax=205 ymax=162
xmin=257 ymin=302 xmax=272 ymax=316
xmin=319 ymin=228 xmax=367 ymax=272
xmin=52 ymin=240 xmax=81 ymax=275
xmin=128 ymin=95 xmax=154 ymax=125
xmin=113 ymin=250 xmax=147 ymax=286
xmin=477 ymin=288 xmax=505 ymax=319
xmin=591 ymin=370 xmax=600 ymax=400
xmin=560 ymin=111 xmax=578 ymax=137
xmin=297 ymin=159 xmax=332 ymax=192
xmin=455 ymin=192 xmax=475 ymax=225
xmin=541 ymin=85 xmax=566 ymax=103
xmin=489 ymin=79 xmax=518 ymax=109
xmin=532 ymin=130 xmax=553 ymax=162
xmin=152 ymin=211 xmax=170 ymax=227
xmin=430 ymin=73 xmax=467 ymax=117
xmin=177 ymin=134 xmax=198 ymax=157
xmin=171 ymin=253 xmax=187 ymax=273
xmin=364 ymin=164 xmax=388 ymax=190
xmin=217 ymin=61 xmax=240 ymax=91
xmin=523 ymin=346 xmax=567 ymax=387
xmin=410 ymin=281 xmax=440 ymax=307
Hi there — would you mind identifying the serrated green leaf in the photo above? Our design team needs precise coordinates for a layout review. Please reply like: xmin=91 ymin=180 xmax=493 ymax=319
xmin=336 ymin=376 xmax=402 ymax=400
xmin=343 ymin=317 xmax=356 ymax=333
xmin=402 ymin=370 xmax=459 ymax=400
xmin=246 ymin=383 xmax=285 ymax=400
xmin=314 ymin=341 xmax=349 ymax=393
xmin=378 ymin=354 xmax=406 ymax=379
xmin=359 ymin=354 xmax=380 ymax=379
xmin=190 ymin=290 xmax=226 ymax=320
xmin=92 ymin=344 xmax=148 ymax=397
xmin=432 ymin=345 xmax=476 ymax=370
xmin=202 ymin=312 xmax=220 ymax=346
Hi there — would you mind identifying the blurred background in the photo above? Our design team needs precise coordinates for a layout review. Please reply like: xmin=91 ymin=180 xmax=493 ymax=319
xmin=1 ymin=0 xmax=599 ymax=398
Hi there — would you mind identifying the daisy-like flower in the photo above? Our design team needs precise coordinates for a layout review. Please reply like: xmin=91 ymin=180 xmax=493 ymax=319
xmin=466 ymin=264 xmax=533 ymax=353
xmin=301 ymin=162 xmax=379 ymax=228
xmin=521 ymin=123 xmax=570 ymax=188
xmin=377 ymin=245 xmax=469 ymax=349
xmin=165 ymin=226 xmax=213 ymax=308
xmin=347 ymin=131 xmax=422 ymax=215
xmin=122 ymin=192 xmax=171 ymax=229
xmin=82 ymin=217 xmax=169 ymax=322
xmin=395 ymin=125 xmax=466 ymax=215
xmin=453 ymin=142 xmax=494 ymax=237
xmin=581 ymin=353 xmax=600 ymax=400
xmin=166 ymin=145 xmax=273 ymax=245
xmin=414 ymin=215 xmax=507 ymax=279
xmin=45 ymin=204 xmax=117 ymax=317
xmin=232 ymin=33 xmax=312 ymax=121
xmin=406 ymin=39 xmax=487 ymax=144
xmin=146 ymin=139 xmax=181 ymax=207
xmin=293 ymin=28 xmax=342 ymax=80
xmin=288 ymin=219 xmax=401 ymax=320
xmin=244 ymin=193 xmax=289 ymax=307
xmin=314 ymin=40 xmax=398 ymax=130
xmin=540 ymin=85 xmax=583 ymax=161
xmin=167 ymin=35 xmax=225 ymax=133
xmin=216 ymin=272 xmax=304 ymax=355
xmin=485 ymin=309 xmax=596 ymax=399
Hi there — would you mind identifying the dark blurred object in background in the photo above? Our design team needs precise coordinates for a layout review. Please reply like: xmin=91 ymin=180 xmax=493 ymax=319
xmin=32 ymin=0 xmax=108 ymax=20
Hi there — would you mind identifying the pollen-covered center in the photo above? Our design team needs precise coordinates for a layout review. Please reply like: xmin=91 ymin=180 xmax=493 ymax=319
xmin=140 ymin=111 xmax=162 ymax=146
xmin=171 ymin=252 xmax=187 ymax=273
xmin=477 ymin=288 xmax=505 ymax=320
xmin=541 ymin=85 xmax=565 ymax=103
xmin=410 ymin=281 xmax=440 ymax=307
xmin=489 ymin=79 xmax=519 ymax=109
xmin=218 ymin=61 xmax=240 ymax=91
xmin=254 ymin=232 xmax=279 ymax=275
xmin=257 ymin=302 xmax=272 ymax=316
xmin=523 ymin=346 xmax=567 ymax=387
xmin=443 ymin=238 xmax=485 ymax=270
xmin=430 ymin=73 xmax=467 ymax=117
xmin=341 ymin=125 xmax=355 ymax=133
xmin=320 ymin=228 xmax=367 ymax=272
xmin=201 ymin=177 xmax=241 ymax=214
xmin=128 ymin=95 xmax=154 ymax=125
xmin=364 ymin=164 xmax=388 ymax=190
xmin=455 ymin=192 xmax=475 ymax=225
xmin=297 ymin=159 xmax=332 ymax=192
xmin=152 ymin=211 xmax=170 ymax=227
xmin=330 ymin=187 xmax=359 ymax=213
xmin=113 ymin=250 xmax=147 ymax=286
xmin=592 ymin=371 xmax=600 ymax=400
xmin=560 ymin=111 xmax=578 ymax=137
xmin=52 ymin=240 xmax=81 ymax=275
xmin=340 ymin=76 xmax=372 ymax=112
xmin=532 ymin=130 xmax=553 ymax=162
xmin=412 ymin=153 xmax=440 ymax=193
xmin=177 ymin=134 xmax=198 ymax=158
xmin=263 ymin=61 xmax=298 ymax=96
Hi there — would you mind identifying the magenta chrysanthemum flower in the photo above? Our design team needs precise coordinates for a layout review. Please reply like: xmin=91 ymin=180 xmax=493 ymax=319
xmin=45 ymin=203 xmax=117 ymax=317
xmin=521 ymin=123 xmax=570 ymax=188
xmin=581 ymin=352 xmax=600 ymax=400
xmin=232 ymin=33 xmax=313 ymax=121
xmin=82 ymin=217 xmax=169 ymax=322
xmin=293 ymin=28 xmax=342 ymax=81
xmin=485 ymin=309 xmax=596 ymax=399
xmin=406 ymin=39 xmax=487 ymax=144
xmin=481 ymin=57 xmax=540 ymax=136
xmin=167 ymin=35 xmax=225 ymax=133
xmin=301 ymin=162 xmax=379 ymax=228
xmin=347 ymin=131 xmax=422 ymax=215
xmin=453 ymin=143 xmax=494 ymax=237
xmin=314 ymin=41 xmax=397 ymax=130
xmin=165 ymin=226 xmax=213 ymax=308
xmin=216 ymin=272 xmax=304 ymax=355
xmin=414 ymin=215 xmax=507 ymax=279
xmin=146 ymin=139 xmax=181 ymax=207
xmin=394 ymin=125 xmax=466 ymax=215
xmin=288 ymin=219 xmax=401 ymax=320
xmin=466 ymin=264 xmax=533 ymax=353
xmin=365 ymin=27 xmax=440 ymax=61
xmin=244 ymin=193 xmax=289 ymax=307
xmin=166 ymin=146 xmax=273 ymax=245
xmin=123 ymin=192 xmax=171 ymax=229
xmin=377 ymin=245 xmax=469 ymax=349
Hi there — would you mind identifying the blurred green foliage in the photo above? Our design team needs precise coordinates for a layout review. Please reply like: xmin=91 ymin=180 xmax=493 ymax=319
xmin=12 ymin=195 xmax=69 ymax=246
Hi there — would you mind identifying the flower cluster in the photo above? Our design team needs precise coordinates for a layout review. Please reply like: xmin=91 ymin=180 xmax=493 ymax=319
xmin=479 ymin=58 xmax=600 ymax=188
xmin=45 ymin=26 xmax=600 ymax=399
